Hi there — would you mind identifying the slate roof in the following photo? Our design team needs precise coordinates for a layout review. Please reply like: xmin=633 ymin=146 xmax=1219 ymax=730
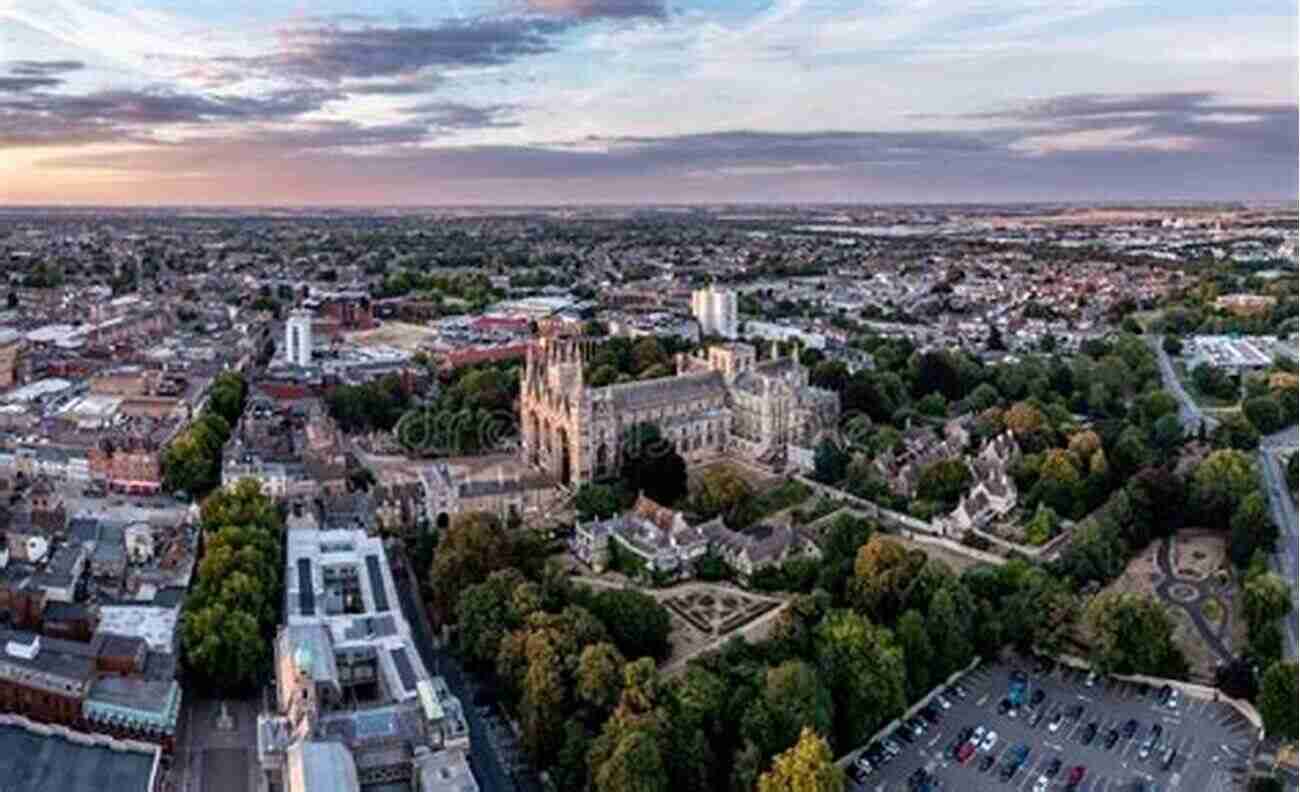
xmin=0 ymin=721 xmax=157 ymax=792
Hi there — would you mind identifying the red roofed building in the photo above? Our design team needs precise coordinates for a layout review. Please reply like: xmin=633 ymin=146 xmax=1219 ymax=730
xmin=439 ymin=344 xmax=531 ymax=371
xmin=471 ymin=316 xmax=531 ymax=334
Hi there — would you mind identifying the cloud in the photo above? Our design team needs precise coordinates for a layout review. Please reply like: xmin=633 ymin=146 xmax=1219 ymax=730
xmin=405 ymin=101 xmax=521 ymax=130
xmin=226 ymin=17 xmax=571 ymax=82
xmin=524 ymin=0 xmax=667 ymax=20
xmin=0 ymin=59 xmax=85 ymax=92
xmin=8 ymin=59 xmax=85 ymax=75
xmin=951 ymin=92 xmax=1298 ymax=156
xmin=0 ymin=76 xmax=64 ymax=92
xmin=0 ymin=86 xmax=339 ymax=147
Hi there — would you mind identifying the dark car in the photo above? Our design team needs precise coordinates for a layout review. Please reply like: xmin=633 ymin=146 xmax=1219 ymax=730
xmin=1157 ymin=684 xmax=1172 ymax=703
xmin=998 ymin=698 xmax=1014 ymax=716
xmin=1122 ymin=719 xmax=1139 ymax=738
xmin=1030 ymin=689 xmax=1046 ymax=707
xmin=979 ymin=755 xmax=996 ymax=773
xmin=957 ymin=726 xmax=974 ymax=743
xmin=1081 ymin=722 xmax=1098 ymax=745
xmin=895 ymin=727 xmax=915 ymax=744
xmin=1068 ymin=704 xmax=1085 ymax=721
xmin=1104 ymin=729 xmax=1120 ymax=750
xmin=1067 ymin=766 xmax=1086 ymax=786
xmin=1000 ymin=762 xmax=1018 ymax=781
xmin=1045 ymin=758 xmax=1062 ymax=778
xmin=1137 ymin=683 xmax=1151 ymax=698
xmin=1029 ymin=708 xmax=1046 ymax=728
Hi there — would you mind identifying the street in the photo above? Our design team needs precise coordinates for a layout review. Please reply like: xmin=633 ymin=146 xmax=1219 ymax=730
xmin=391 ymin=548 xmax=535 ymax=792
xmin=1147 ymin=336 xmax=1220 ymax=433
xmin=1257 ymin=428 xmax=1299 ymax=661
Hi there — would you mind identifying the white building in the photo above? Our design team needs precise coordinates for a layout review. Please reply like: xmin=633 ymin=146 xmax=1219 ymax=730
xmin=285 ymin=310 xmax=314 ymax=367
xmin=691 ymin=286 xmax=738 ymax=339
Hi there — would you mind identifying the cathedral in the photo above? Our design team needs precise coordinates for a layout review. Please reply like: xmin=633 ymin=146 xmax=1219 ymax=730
xmin=519 ymin=334 xmax=840 ymax=486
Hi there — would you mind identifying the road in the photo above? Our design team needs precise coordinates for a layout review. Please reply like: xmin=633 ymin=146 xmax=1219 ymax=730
xmin=1257 ymin=427 xmax=1299 ymax=661
xmin=391 ymin=548 xmax=531 ymax=792
xmin=1147 ymin=336 xmax=1219 ymax=433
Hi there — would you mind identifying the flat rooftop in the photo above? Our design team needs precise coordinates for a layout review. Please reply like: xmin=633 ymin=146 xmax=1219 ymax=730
xmin=0 ymin=721 xmax=158 ymax=792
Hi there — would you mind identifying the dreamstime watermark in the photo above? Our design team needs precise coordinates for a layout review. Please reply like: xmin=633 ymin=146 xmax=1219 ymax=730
xmin=390 ymin=407 xmax=876 ymax=458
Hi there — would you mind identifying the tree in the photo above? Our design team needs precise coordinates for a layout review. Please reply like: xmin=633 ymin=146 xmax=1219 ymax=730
xmin=915 ymin=458 xmax=972 ymax=509
xmin=428 ymin=511 xmax=512 ymax=623
xmin=1242 ymin=571 xmax=1293 ymax=633
xmin=896 ymin=610 xmax=933 ymax=700
xmin=593 ymin=727 xmax=671 ymax=792
xmin=691 ymin=466 xmax=754 ymax=518
xmin=521 ymin=636 xmax=567 ymax=761
xmin=1257 ymin=661 xmax=1299 ymax=740
xmin=1161 ymin=335 xmax=1183 ymax=356
xmin=757 ymin=727 xmax=845 ymax=792
xmin=1212 ymin=413 xmax=1261 ymax=451
xmin=586 ymin=588 xmax=673 ymax=661
xmin=1230 ymin=493 xmax=1280 ymax=567
xmin=812 ymin=439 xmax=850 ymax=485
xmin=619 ymin=423 xmax=688 ymax=507
xmin=1024 ymin=503 xmax=1060 ymax=546
xmin=1190 ymin=450 xmax=1256 ymax=528
xmin=1150 ymin=413 xmax=1185 ymax=453
xmin=1084 ymin=592 xmax=1186 ymax=677
xmin=744 ymin=660 xmax=834 ymax=760
xmin=1243 ymin=396 xmax=1286 ymax=434
xmin=850 ymin=536 xmax=924 ymax=620
xmin=457 ymin=569 xmax=526 ymax=667
xmin=576 ymin=483 xmax=623 ymax=521
xmin=815 ymin=610 xmax=906 ymax=748
xmin=1037 ymin=448 xmax=1083 ymax=518
xmin=577 ymin=642 xmax=627 ymax=717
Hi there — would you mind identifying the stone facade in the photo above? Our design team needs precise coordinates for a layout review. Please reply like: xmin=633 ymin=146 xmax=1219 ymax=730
xmin=519 ymin=336 xmax=838 ymax=487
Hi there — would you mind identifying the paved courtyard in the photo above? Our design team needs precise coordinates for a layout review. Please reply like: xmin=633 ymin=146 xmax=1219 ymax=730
xmin=851 ymin=658 xmax=1257 ymax=792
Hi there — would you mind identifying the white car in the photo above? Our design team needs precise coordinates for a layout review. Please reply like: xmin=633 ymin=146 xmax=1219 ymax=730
xmin=980 ymin=731 xmax=998 ymax=752
xmin=970 ymin=725 xmax=987 ymax=746
xmin=1047 ymin=713 xmax=1063 ymax=733
xmin=1033 ymin=775 xmax=1050 ymax=792
xmin=1085 ymin=671 xmax=1097 ymax=687
xmin=936 ymin=695 xmax=951 ymax=710
xmin=1167 ymin=689 xmax=1180 ymax=709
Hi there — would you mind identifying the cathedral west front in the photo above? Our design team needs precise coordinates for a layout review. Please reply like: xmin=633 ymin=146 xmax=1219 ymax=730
xmin=519 ymin=333 xmax=839 ymax=487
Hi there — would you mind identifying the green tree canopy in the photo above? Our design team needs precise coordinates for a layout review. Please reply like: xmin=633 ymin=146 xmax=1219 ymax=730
xmin=1258 ymin=661 xmax=1299 ymax=740
xmin=756 ymin=727 xmax=845 ymax=792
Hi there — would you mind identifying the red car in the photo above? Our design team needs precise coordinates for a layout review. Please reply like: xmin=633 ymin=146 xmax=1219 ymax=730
xmin=1067 ymin=765 xmax=1086 ymax=787
xmin=957 ymin=743 xmax=976 ymax=764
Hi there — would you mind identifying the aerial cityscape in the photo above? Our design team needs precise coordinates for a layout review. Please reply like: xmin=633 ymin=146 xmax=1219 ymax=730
xmin=0 ymin=2 xmax=1297 ymax=792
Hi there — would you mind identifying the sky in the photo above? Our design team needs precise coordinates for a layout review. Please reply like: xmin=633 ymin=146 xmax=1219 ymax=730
xmin=0 ymin=0 xmax=1295 ymax=204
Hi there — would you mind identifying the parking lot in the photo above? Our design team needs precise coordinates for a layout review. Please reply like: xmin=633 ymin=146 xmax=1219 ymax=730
xmin=851 ymin=658 xmax=1258 ymax=792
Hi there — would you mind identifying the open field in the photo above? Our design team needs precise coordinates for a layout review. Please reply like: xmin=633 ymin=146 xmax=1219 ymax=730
xmin=346 ymin=321 xmax=439 ymax=351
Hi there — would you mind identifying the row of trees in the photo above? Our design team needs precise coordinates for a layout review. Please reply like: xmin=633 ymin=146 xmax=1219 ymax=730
xmin=180 ymin=479 xmax=283 ymax=693
xmin=161 ymin=371 xmax=248 ymax=498
xmin=325 ymin=373 xmax=411 ymax=433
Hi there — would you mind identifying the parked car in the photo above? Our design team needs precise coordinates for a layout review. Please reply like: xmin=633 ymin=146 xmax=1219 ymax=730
xmin=969 ymin=725 xmax=987 ymax=746
xmin=1081 ymin=722 xmax=1098 ymax=745
xmin=1048 ymin=711 xmax=1064 ymax=733
xmin=978 ymin=755 xmax=995 ymax=773
xmin=1030 ymin=689 xmax=1046 ymax=707
xmin=1166 ymin=688 xmax=1180 ymax=709
xmin=935 ymin=695 xmax=951 ymax=710
xmin=1033 ymin=775 xmax=1050 ymax=792
xmin=1162 ymin=746 xmax=1178 ymax=770
xmin=957 ymin=742 xmax=976 ymax=764
xmin=1104 ymin=729 xmax=1120 ymax=750
xmin=1067 ymin=765 xmax=1086 ymax=788
xmin=1067 ymin=704 xmax=1085 ymax=721
xmin=1045 ymin=758 xmax=1062 ymax=777
xmin=1029 ymin=708 xmax=1046 ymax=728
xmin=980 ymin=730 xmax=998 ymax=752
xmin=1122 ymin=719 xmax=1139 ymax=739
